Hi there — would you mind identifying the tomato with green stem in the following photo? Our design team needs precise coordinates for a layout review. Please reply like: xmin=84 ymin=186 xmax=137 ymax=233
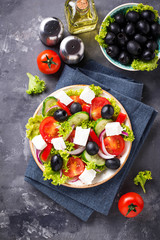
xmin=118 ymin=192 xmax=144 ymax=218
xmin=37 ymin=50 xmax=61 ymax=74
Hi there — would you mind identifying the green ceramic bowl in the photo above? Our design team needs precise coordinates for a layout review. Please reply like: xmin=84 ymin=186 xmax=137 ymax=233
xmin=100 ymin=3 xmax=160 ymax=71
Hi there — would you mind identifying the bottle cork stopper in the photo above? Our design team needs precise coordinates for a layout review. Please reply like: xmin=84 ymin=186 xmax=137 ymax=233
xmin=76 ymin=0 xmax=89 ymax=10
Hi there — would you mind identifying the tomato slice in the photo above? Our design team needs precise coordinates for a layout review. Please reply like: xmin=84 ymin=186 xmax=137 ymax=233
xmin=66 ymin=129 xmax=79 ymax=149
xmin=57 ymin=100 xmax=71 ymax=116
xmin=70 ymin=96 xmax=85 ymax=105
xmin=90 ymin=129 xmax=101 ymax=147
xmin=41 ymin=143 xmax=52 ymax=161
xmin=82 ymin=103 xmax=91 ymax=114
xmin=39 ymin=116 xmax=59 ymax=143
xmin=116 ymin=112 xmax=127 ymax=124
xmin=91 ymin=97 xmax=111 ymax=121
xmin=62 ymin=157 xmax=85 ymax=178
xmin=103 ymin=135 xmax=125 ymax=156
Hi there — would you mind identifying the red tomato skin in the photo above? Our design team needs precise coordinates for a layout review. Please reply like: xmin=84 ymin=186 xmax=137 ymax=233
xmin=37 ymin=50 xmax=61 ymax=75
xmin=103 ymin=135 xmax=125 ymax=156
xmin=91 ymin=97 xmax=111 ymax=121
xmin=39 ymin=116 xmax=59 ymax=143
xmin=41 ymin=143 xmax=52 ymax=161
xmin=82 ymin=104 xmax=91 ymax=114
xmin=70 ymin=96 xmax=85 ymax=105
xmin=118 ymin=192 xmax=144 ymax=218
xmin=57 ymin=100 xmax=71 ymax=116
xmin=62 ymin=157 xmax=85 ymax=178
xmin=116 ymin=112 xmax=127 ymax=124
xmin=90 ymin=129 xmax=101 ymax=147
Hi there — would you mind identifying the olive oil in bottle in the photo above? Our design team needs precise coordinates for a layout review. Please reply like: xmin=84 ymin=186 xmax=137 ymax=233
xmin=65 ymin=0 xmax=98 ymax=34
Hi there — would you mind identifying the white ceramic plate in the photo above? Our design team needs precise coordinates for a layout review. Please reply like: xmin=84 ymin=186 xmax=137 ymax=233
xmin=29 ymin=85 xmax=132 ymax=188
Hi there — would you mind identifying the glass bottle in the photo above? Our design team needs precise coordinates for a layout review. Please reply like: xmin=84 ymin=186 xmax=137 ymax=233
xmin=65 ymin=0 xmax=98 ymax=34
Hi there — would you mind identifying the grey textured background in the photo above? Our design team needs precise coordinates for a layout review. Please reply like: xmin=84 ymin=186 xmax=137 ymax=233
xmin=0 ymin=0 xmax=160 ymax=239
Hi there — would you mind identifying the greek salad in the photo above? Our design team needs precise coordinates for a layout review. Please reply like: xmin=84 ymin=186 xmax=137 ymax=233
xmin=26 ymin=85 xmax=134 ymax=186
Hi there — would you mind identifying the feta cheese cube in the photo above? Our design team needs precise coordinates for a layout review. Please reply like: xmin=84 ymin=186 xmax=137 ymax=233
xmin=79 ymin=86 xmax=95 ymax=104
xmin=105 ymin=122 xmax=123 ymax=136
xmin=32 ymin=135 xmax=47 ymax=150
xmin=79 ymin=168 xmax=96 ymax=184
xmin=51 ymin=137 xmax=66 ymax=150
xmin=73 ymin=127 xmax=90 ymax=146
xmin=54 ymin=91 xmax=73 ymax=106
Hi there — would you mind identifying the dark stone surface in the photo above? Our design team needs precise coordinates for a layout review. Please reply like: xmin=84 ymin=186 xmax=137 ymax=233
xmin=0 ymin=0 xmax=160 ymax=239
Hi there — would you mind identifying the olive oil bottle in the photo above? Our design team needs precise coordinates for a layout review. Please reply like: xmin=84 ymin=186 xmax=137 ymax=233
xmin=65 ymin=0 xmax=98 ymax=34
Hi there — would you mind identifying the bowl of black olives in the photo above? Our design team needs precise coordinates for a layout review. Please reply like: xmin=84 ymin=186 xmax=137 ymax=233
xmin=95 ymin=3 xmax=160 ymax=71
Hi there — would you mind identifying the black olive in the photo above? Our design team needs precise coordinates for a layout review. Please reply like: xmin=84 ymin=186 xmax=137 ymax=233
xmin=136 ymin=20 xmax=150 ymax=35
xmin=141 ymin=50 xmax=155 ymax=61
xmin=114 ymin=13 xmax=125 ymax=25
xmin=101 ymin=104 xmax=114 ymax=119
xmin=141 ymin=10 xmax=155 ymax=23
xmin=86 ymin=142 xmax=99 ymax=155
xmin=146 ymin=40 xmax=158 ymax=52
xmin=106 ymin=45 xmax=120 ymax=58
xmin=126 ymin=11 xmax=140 ymax=23
xmin=109 ymin=22 xmax=121 ymax=34
xmin=121 ymin=28 xmax=125 ymax=33
xmin=117 ymin=32 xmax=129 ymax=46
xmin=105 ymin=158 xmax=120 ymax=169
xmin=125 ymin=23 xmax=136 ymax=36
xmin=118 ymin=51 xmax=131 ymax=65
xmin=150 ymin=22 xmax=160 ymax=37
xmin=134 ymin=33 xmax=147 ymax=44
xmin=127 ymin=40 xmax=142 ymax=56
xmin=70 ymin=102 xmax=82 ymax=114
xmin=51 ymin=154 xmax=63 ymax=171
xmin=53 ymin=109 xmax=68 ymax=122
xmin=105 ymin=32 xmax=116 ymax=45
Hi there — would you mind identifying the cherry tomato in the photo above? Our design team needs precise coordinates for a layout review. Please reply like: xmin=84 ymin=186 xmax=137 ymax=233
xmin=91 ymin=97 xmax=111 ymax=121
xmin=90 ymin=129 xmax=101 ymax=147
xmin=118 ymin=192 xmax=144 ymax=218
xmin=116 ymin=112 xmax=127 ymax=124
xmin=103 ymin=135 xmax=125 ymax=155
xmin=37 ymin=50 xmax=61 ymax=74
xmin=70 ymin=96 xmax=85 ymax=105
xmin=41 ymin=143 xmax=52 ymax=161
xmin=57 ymin=100 xmax=71 ymax=116
xmin=82 ymin=104 xmax=91 ymax=114
xmin=62 ymin=157 xmax=85 ymax=178
xmin=66 ymin=130 xmax=79 ymax=149
xmin=39 ymin=116 xmax=59 ymax=143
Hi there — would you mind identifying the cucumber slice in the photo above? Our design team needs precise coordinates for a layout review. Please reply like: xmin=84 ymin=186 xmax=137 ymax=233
xmin=82 ymin=150 xmax=105 ymax=166
xmin=68 ymin=111 xmax=89 ymax=127
xmin=42 ymin=96 xmax=58 ymax=116
xmin=94 ymin=118 xmax=113 ymax=137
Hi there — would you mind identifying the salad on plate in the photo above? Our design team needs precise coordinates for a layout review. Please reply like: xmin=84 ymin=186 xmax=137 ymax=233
xmin=26 ymin=85 xmax=134 ymax=187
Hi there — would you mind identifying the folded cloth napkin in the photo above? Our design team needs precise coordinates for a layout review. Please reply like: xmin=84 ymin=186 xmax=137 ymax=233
xmin=25 ymin=60 xmax=157 ymax=221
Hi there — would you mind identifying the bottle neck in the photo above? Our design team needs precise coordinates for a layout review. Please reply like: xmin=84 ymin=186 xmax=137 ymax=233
xmin=76 ymin=0 xmax=89 ymax=14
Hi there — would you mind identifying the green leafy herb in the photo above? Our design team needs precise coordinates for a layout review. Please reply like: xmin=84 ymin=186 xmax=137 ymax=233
xmin=81 ymin=120 xmax=95 ymax=129
xmin=126 ymin=3 xmax=159 ymax=21
xmin=65 ymin=141 xmax=75 ymax=152
xmin=90 ymin=84 xmax=102 ymax=97
xmin=121 ymin=124 xmax=135 ymax=142
xmin=134 ymin=170 xmax=152 ymax=193
xmin=65 ymin=89 xmax=83 ymax=96
xmin=95 ymin=16 xmax=115 ymax=48
xmin=108 ymin=98 xmax=121 ymax=119
xmin=26 ymin=73 xmax=46 ymax=95
xmin=58 ymin=121 xmax=73 ymax=139
xmin=131 ymin=52 xmax=159 ymax=71
xmin=26 ymin=115 xmax=45 ymax=140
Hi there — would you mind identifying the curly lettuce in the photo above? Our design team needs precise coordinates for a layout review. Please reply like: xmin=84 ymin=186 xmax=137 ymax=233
xmin=108 ymin=98 xmax=121 ymax=119
xmin=26 ymin=115 xmax=45 ymax=140
xmin=90 ymin=84 xmax=102 ymax=97
xmin=65 ymin=89 xmax=83 ymax=96
xmin=26 ymin=73 xmax=46 ymax=95
xmin=121 ymin=124 xmax=135 ymax=142
xmin=134 ymin=170 xmax=152 ymax=193
xmin=81 ymin=120 xmax=95 ymax=129
xmin=131 ymin=53 xmax=159 ymax=71
xmin=58 ymin=121 xmax=73 ymax=139
xmin=95 ymin=16 xmax=115 ymax=48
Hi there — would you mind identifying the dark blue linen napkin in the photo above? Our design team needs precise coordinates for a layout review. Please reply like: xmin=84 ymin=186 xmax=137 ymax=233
xmin=25 ymin=60 xmax=157 ymax=221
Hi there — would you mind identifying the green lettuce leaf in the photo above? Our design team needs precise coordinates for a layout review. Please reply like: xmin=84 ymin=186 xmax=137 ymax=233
xmin=81 ymin=120 xmax=96 ymax=129
xmin=26 ymin=73 xmax=46 ymax=95
xmin=121 ymin=124 xmax=135 ymax=142
xmin=58 ymin=121 xmax=73 ymax=139
xmin=65 ymin=89 xmax=83 ymax=96
xmin=108 ymin=98 xmax=121 ymax=119
xmin=131 ymin=53 xmax=159 ymax=71
xmin=95 ymin=16 xmax=115 ymax=48
xmin=90 ymin=84 xmax=102 ymax=97
xmin=26 ymin=115 xmax=45 ymax=140
xmin=134 ymin=170 xmax=152 ymax=193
